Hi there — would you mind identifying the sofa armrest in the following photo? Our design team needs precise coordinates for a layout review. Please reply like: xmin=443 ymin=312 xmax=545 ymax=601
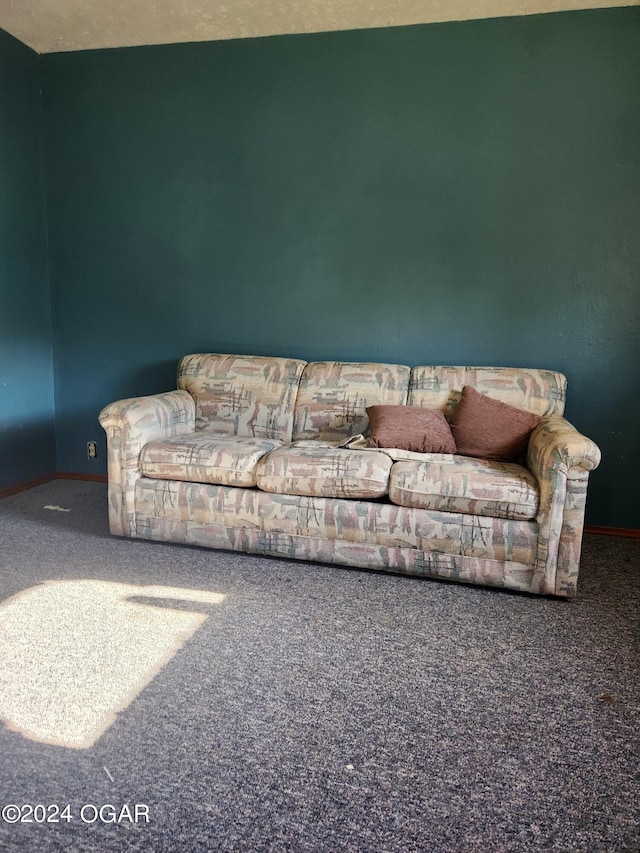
xmin=99 ymin=390 xmax=195 ymax=536
xmin=527 ymin=414 xmax=601 ymax=597
xmin=527 ymin=414 xmax=601 ymax=478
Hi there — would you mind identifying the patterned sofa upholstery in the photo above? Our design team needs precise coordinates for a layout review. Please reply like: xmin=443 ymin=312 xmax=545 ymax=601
xmin=99 ymin=354 xmax=601 ymax=598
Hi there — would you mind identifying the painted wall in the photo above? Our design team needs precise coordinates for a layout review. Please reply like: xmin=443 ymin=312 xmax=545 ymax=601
xmin=0 ymin=30 xmax=55 ymax=489
xmin=42 ymin=7 xmax=640 ymax=527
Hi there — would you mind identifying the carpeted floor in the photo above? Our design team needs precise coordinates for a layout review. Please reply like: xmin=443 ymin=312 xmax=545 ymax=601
xmin=0 ymin=480 xmax=638 ymax=852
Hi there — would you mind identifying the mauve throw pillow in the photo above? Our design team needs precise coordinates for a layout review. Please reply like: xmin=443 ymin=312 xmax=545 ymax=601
xmin=366 ymin=405 xmax=457 ymax=454
xmin=449 ymin=386 xmax=541 ymax=462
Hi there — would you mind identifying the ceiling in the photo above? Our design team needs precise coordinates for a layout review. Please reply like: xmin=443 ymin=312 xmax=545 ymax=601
xmin=0 ymin=0 xmax=637 ymax=54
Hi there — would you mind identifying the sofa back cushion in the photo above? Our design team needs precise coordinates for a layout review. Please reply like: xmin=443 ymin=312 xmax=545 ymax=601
xmin=177 ymin=353 xmax=307 ymax=441
xmin=293 ymin=361 xmax=410 ymax=441
xmin=408 ymin=366 xmax=566 ymax=418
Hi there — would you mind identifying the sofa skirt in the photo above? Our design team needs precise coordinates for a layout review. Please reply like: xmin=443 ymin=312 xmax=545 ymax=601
xmin=133 ymin=478 xmax=540 ymax=594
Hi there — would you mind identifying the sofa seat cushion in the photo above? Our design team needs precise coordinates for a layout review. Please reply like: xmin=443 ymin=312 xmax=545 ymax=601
xmin=389 ymin=456 xmax=539 ymax=520
xmin=255 ymin=440 xmax=392 ymax=499
xmin=140 ymin=432 xmax=283 ymax=487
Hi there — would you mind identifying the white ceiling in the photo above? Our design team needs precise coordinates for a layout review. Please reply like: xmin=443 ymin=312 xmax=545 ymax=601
xmin=0 ymin=0 xmax=637 ymax=54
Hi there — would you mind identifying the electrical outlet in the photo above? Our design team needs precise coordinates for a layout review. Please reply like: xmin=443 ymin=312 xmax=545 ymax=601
xmin=87 ymin=441 xmax=98 ymax=460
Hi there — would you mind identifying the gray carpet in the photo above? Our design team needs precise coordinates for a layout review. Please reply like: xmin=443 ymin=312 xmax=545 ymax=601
xmin=0 ymin=480 xmax=638 ymax=852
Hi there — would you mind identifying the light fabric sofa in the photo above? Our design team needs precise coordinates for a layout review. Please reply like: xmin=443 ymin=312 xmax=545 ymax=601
xmin=99 ymin=354 xmax=601 ymax=597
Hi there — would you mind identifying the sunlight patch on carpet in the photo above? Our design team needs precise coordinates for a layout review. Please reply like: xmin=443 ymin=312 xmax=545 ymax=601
xmin=0 ymin=580 xmax=226 ymax=749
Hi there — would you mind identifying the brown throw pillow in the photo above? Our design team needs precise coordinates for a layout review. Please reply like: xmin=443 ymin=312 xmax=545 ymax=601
xmin=366 ymin=405 xmax=457 ymax=454
xmin=449 ymin=386 xmax=541 ymax=462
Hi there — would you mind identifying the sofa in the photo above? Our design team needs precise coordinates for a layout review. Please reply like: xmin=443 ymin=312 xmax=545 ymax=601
xmin=98 ymin=354 xmax=601 ymax=598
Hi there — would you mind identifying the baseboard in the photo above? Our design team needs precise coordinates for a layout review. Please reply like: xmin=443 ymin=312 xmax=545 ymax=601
xmin=0 ymin=473 xmax=59 ymax=499
xmin=584 ymin=525 xmax=640 ymax=539
xmin=0 ymin=471 xmax=107 ymax=499
xmin=56 ymin=472 xmax=108 ymax=484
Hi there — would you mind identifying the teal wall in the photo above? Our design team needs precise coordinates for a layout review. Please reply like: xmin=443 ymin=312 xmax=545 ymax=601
xmin=6 ymin=6 xmax=639 ymax=526
xmin=0 ymin=30 xmax=55 ymax=488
